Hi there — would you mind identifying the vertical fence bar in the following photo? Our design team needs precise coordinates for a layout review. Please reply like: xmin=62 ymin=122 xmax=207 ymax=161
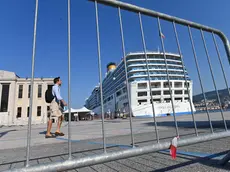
xmin=200 ymin=30 xmax=227 ymax=131
xmin=26 ymin=0 xmax=39 ymax=167
xmin=157 ymin=17 xmax=179 ymax=137
xmin=118 ymin=7 xmax=135 ymax=147
xmin=138 ymin=12 xmax=160 ymax=142
xmin=67 ymin=0 xmax=72 ymax=159
xmin=212 ymin=33 xmax=230 ymax=102
xmin=188 ymin=26 xmax=214 ymax=133
xmin=95 ymin=0 xmax=106 ymax=153
xmin=172 ymin=22 xmax=198 ymax=136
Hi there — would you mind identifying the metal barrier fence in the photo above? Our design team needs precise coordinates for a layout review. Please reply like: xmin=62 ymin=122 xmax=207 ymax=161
xmin=4 ymin=0 xmax=230 ymax=171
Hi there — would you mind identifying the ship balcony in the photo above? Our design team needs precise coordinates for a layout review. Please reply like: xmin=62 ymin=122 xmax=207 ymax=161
xmin=126 ymin=58 xmax=182 ymax=64
xmin=127 ymin=63 xmax=183 ymax=68
xmin=128 ymin=73 xmax=189 ymax=79
xmin=127 ymin=68 xmax=185 ymax=73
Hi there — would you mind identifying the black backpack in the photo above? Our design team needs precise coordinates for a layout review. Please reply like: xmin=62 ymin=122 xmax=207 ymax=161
xmin=45 ymin=89 xmax=54 ymax=103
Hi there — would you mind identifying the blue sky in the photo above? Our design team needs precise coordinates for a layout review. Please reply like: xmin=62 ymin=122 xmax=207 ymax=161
xmin=0 ymin=0 xmax=230 ymax=108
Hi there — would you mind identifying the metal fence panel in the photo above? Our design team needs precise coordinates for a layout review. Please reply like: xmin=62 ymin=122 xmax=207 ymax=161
xmin=3 ymin=0 xmax=230 ymax=171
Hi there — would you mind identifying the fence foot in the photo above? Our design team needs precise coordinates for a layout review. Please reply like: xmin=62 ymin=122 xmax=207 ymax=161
xmin=130 ymin=143 xmax=138 ymax=148
xmin=218 ymin=151 xmax=230 ymax=166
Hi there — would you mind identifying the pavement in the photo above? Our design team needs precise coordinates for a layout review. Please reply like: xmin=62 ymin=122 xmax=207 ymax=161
xmin=0 ymin=112 xmax=230 ymax=171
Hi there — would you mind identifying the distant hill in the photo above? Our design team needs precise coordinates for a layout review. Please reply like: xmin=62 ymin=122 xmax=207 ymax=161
xmin=193 ymin=88 xmax=230 ymax=103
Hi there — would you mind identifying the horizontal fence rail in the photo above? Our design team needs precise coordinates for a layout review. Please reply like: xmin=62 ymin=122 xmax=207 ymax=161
xmin=4 ymin=131 xmax=230 ymax=172
xmin=3 ymin=0 xmax=230 ymax=171
xmin=89 ymin=0 xmax=230 ymax=63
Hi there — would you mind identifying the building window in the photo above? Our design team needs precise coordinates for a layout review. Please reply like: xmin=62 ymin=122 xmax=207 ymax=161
xmin=27 ymin=107 xmax=30 ymax=117
xmin=138 ymin=83 xmax=147 ymax=89
xmin=47 ymin=106 xmax=51 ymax=117
xmin=28 ymin=85 xmax=31 ymax=98
xmin=138 ymin=92 xmax=147 ymax=97
xmin=17 ymin=107 xmax=22 ymax=118
xmin=0 ymin=84 xmax=10 ymax=112
xmin=18 ymin=85 xmax=23 ymax=98
xmin=37 ymin=106 xmax=41 ymax=116
xmin=175 ymin=90 xmax=183 ymax=95
xmin=138 ymin=99 xmax=147 ymax=105
xmin=38 ymin=85 xmax=42 ymax=98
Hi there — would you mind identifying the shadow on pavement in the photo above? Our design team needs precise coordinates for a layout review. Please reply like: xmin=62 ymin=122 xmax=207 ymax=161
xmin=152 ymin=150 xmax=230 ymax=171
xmin=145 ymin=120 xmax=230 ymax=129
xmin=0 ymin=129 xmax=17 ymax=138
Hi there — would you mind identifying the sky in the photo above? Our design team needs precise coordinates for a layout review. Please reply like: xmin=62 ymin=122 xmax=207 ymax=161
xmin=0 ymin=0 xmax=230 ymax=108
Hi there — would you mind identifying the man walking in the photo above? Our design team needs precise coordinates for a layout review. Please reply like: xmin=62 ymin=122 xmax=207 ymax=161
xmin=46 ymin=77 xmax=67 ymax=138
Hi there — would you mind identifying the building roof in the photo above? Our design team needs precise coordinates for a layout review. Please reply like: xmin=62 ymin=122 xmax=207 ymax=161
xmin=0 ymin=70 xmax=17 ymax=80
xmin=0 ymin=70 xmax=53 ymax=81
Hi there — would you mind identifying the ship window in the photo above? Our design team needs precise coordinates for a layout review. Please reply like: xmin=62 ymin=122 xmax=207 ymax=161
xmin=151 ymin=82 xmax=161 ymax=88
xmin=164 ymin=98 xmax=171 ymax=103
xmin=163 ymin=82 xmax=172 ymax=88
xmin=184 ymin=82 xmax=190 ymax=88
xmin=175 ymin=98 xmax=182 ymax=102
xmin=123 ymin=102 xmax=128 ymax=107
xmin=175 ymin=90 xmax=182 ymax=95
xmin=164 ymin=91 xmax=171 ymax=95
xmin=184 ymin=97 xmax=189 ymax=100
xmin=184 ymin=90 xmax=189 ymax=95
xmin=152 ymin=91 xmax=161 ymax=95
xmin=150 ymin=99 xmax=161 ymax=103
xmin=138 ymin=99 xmax=147 ymax=105
xmin=138 ymin=83 xmax=147 ymax=89
xmin=138 ymin=92 xmax=147 ymax=97
xmin=174 ymin=82 xmax=182 ymax=88
xmin=116 ymin=91 xmax=122 ymax=97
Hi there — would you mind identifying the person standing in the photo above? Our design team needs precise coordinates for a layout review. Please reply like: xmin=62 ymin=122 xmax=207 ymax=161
xmin=46 ymin=77 xmax=67 ymax=138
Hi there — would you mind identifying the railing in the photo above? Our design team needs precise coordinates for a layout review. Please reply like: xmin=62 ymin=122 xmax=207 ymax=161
xmin=3 ymin=0 xmax=230 ymax=171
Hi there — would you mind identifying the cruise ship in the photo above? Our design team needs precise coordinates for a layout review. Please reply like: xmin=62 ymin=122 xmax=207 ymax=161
xmin=85 ymin=51 xmax=196 ymax=117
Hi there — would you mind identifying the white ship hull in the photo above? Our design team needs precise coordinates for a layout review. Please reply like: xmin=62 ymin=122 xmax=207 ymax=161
xmin=91 ymin=96 xmax=196 ymax=117
xmin=131 ymin=101 xmax=196 ymax=117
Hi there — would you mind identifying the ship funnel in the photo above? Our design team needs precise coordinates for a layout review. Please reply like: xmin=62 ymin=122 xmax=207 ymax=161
xmin=107 ymin=62 xmax=116 ymax=72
